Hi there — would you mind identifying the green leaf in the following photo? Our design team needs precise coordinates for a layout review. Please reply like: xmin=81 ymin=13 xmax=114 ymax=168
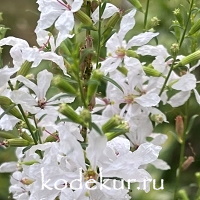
xmin=103 ymin=75 xmax=123 ymax=92
xmin=91 ymin=122 xmax=103 ymax=135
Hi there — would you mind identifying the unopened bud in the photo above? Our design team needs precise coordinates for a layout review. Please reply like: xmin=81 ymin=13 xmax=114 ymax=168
xmin=105 ymin=121 xmax=129 ymax=141
xmin=143 ymin=66 xmax=163 ymax=77
xmin=5 ymin=138 xmax=31 ymax=147
xmin=75 ymin=10 xmax=97 ymax=31
xmin=195 ymin=172 xmax=200 ymax=187
xmin=175 ymin=50 xmax=200 ymax=68
xmin=103 ymin=12 xmax=121 ymax=39
xmin=86 ymin=70 xmax=103 ymax=104
xmin=52 ymin=75 xmax=77 ymax=95
xmin=151 ymin=17 xmax=160 ymax=27
xmin=102 ymin=115 xmax=122 ymax=133
xmin=126 ymin=50 xmax=139 ymax=58
xmin=0 ymin=131 xmax=18 ymax=139
xmin=188 ymin=19 xmax=200 ymax=36
xmin=175 ymin=115 xmax=184 ymax=142
xmin=173 ymin=8 xmax=183 ymax=26
xmin=80 ymin=109 xmax=91 ymax=125
xmin=19 ymin=132 xmax=33 ymax=142
xmin=182 ymin=156 xmax=194 ymax=170
xmin=117 ymin=66 xmax=128 ymax=76
xmin=151 ymin=114 xmax=164 ymax=124
xmin=170 ymin=43 xmax=179 ymax=56
xmin=44 ymin=133 xmax=59 ymax=142
xmin=20 ymin=160 xmax=39 ymax=166
xmin=17 ymin=61 xmax=32 ymax=76
xmin=59 ymin=104 xmax=85 ymax=125
xmin=0 ymin=96 xmax=23 ymax=120
xmin=128 ymin=0 xmax=144 ymax=13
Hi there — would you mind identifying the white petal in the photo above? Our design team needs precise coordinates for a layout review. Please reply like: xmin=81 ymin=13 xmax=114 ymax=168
xmin=136 ymin=44 xmax=169 ymax=57
xmin=39 ymin=51 xmax=68 ymax=75
xmin=91 ymin=3 xmax=119 ymax=23
xmin=37 ymin=70 xmax=53 ymax=100
xmin=135 ymin=93 xmax=160 ymax=107
xmin=0 ymin=114 xmax=20 ymax=131
xmin=150 ymin=133 xmax=168 ymax=145
xmin=151 ymin=159 xmax=171 ymax=170
xmin=0 ymin=66 xmax=19 ymax=87
xmin=193 ymin=89 xmax=200 ymax=104
xmin=0 ymin=162 xmax=18 ymax=173
xmin=55 ymin=11 xmax=74 ymax=46
xmin=86 ymin=130 xmax=107 ymax=169
xmin=172 ymin=73 xmax=196 ymax=91
xmin=168 ymin=91 xmax=191 ymax=107
xmin=71 ymin=0 xmax=84 ymax=12
xmin=17 ymin=75 xmax=38 ymax=95
xmin=118 ymin=9 xmax=136 ymax=39
xmin=127 ymin=32 xmax=159 ymax=48
xmin=0 ymin=36 xmax=28 ymax=48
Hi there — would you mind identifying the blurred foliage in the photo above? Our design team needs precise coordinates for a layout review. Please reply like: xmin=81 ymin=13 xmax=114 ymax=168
xmin=0 ymin=0 xmax=200 ymax=200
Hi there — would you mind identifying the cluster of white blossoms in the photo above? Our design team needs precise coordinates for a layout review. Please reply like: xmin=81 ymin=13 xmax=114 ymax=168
xmin=0 ymin=0 xmax=200 ymax=200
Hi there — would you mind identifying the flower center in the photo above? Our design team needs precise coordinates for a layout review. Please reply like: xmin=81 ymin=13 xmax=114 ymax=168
xmin=115 ymin=47 xmax=126 ymax=58
xmin=124 ymin=94 xmax=135 ymax=104
xmin=38 ymin=98 xmax=47 ymax=109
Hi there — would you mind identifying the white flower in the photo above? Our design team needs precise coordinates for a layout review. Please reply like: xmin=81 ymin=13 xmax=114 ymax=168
xmin=36 ymin=0 xmax=83 ymax=47
xmin=0 ymin=36 xmax=68 ymax=75
xmin=100 ymin=9 xmax=159 ymax=74
xmin=11 ymin=70 xmax=74 ymax=120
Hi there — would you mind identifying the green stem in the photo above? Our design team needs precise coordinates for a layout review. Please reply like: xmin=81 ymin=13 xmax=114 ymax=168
xmin=96 ymin=2 xmax=102 ymax=69
xmin=174 ymin=101 xmax=189 ymax=199
xmin=8 ymin=81 xmax=38 ymax=145
xmin=179 ymin=0 xmax=194 ymax=48
xmin=144 ymin=0 xmax=150 ymax=31
xmin=159 ymin=56 xmax=177 ymax=96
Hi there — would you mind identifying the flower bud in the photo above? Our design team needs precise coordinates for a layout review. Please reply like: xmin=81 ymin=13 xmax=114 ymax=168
xmin=103 ymin=12 xmax=120 ymax=39
xmin=0 ymin=131 xmax=18 ymax=139
xmin=182 ymin=156 xmax=194 ymax=170
xmin=44 ymin=133 xmax=59 ymax=142
xmin=59 ymin=103 xmax=85 ymax=125
xmin=175 ymin=115 xmax=184 ymax=142
xmin=52 ymin=75 xmax=77 ymax=95
xmin=175 ymin=50 xmax=200 ymax=68
xmin=86 ymin=70 xmax=103 ymax=104
xmin=126 ymin=50 xmax=139 ymax=58
xmin=173 ymin=8 xmax=183 ymax=26
xmin=0 ymin=96 xmax=23 ymax=120
xmin=20 ymin=160 xmax=39 ymax=166
xmin=75 ymin=10 xmax=97 ymax=31
xmin=188 ymin=19 xmax=200 ymax=36
xmin=102 ymin=115 xmax=122 ymax=133
xmin=151 ymin=114 xmax=165 ymax=124
xmin=105 ymin=122 xmax=129 ymax=141
xmin=127 ymin=0 xmax=144 ymax=13
xmin=117 ymin=66 xmax=128 ymax=76
xmin=19 ymin=132 xmax=33 ymax=142
xmin=16 ymin=61 xmax=32 ymax=76
xmin=5 ymin=138 xmax=31 ymax=147
xmin=80 ymin=109 xmax=91 ymax=125
xmin=143 ymin=66 xmax=163 ymax=77
xmin=150 ymin=17 xmax=160 ymax=28
xmin=195 ymin=172 xmax=200 ymax=187
xmin=170 ymin=43 xmax=179 ymax=56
